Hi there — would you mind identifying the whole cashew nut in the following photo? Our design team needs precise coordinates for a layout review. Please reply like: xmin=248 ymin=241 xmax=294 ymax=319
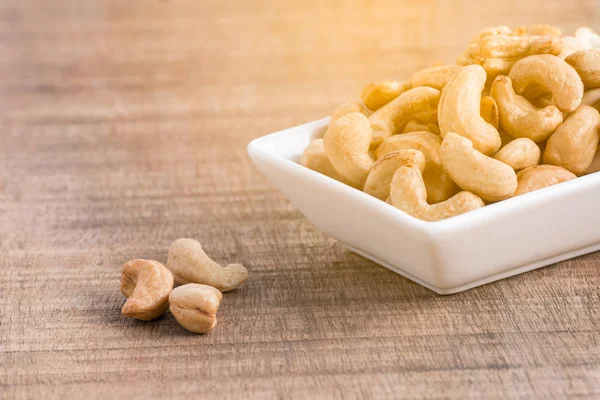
xmin=565 ymin=50 xmax=600 ymax=89
xmin=324 ymin=112 xmax=374 ymax=188
xmin=411 ymin=65 xmax=463 ymax=90
xmin=514 ymin=165 xmax=577 ymax=196
xmin=477 ymin=35 xmax=563 ymax=60
xmin=363 ymin=149 xmax=426 ymax=201
xmin=508 ymin=54 xmax=584 ymax=113
xmin=120 ymin=259 xmax=174 ymax=321
xmin=490 ymin=75 xmax=563 ymax=142
xmin=543 ymin=105 xmax=600 ymax=175
xmin=438 ymin=65 xmax=502 ymax=155
xmin=361 ymin=80 xmax=412 ymax=111
xmin=480 ymin=96 xmax=499 ymax=130
xmin=167 ymin=238 xmax=249 ymax=292
xmin=494 ymin=138 xmax=541 ymax=171
xmin=441 ymin=132 xmax=518 ymax=202
xmin=330 ymin=102 xmax=370 ymax=124
xmin=169 ymin=284 xmax=223 ymax=334
xmin=369 ymin=86 xmax=441 ymax=148
xmin=301 ymin=138 xmax=348 ymax=184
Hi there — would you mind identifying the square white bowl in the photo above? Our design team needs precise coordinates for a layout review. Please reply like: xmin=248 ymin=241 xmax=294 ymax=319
xmin=247 ymin=117 xmax=600 ymax=294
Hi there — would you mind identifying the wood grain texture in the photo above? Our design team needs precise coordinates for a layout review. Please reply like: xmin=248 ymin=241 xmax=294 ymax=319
xmin=1 ymin=1 xmax=600 ymax=399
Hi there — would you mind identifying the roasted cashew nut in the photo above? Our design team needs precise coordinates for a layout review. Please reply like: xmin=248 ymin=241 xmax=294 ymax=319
xmin=121 ymin=259 xmax=174 ymax=321
xmin=363 ymin=149 xmax=426 ymax=201
xmin=514 ymin=165 xmax=577 ymax=196
xmin=368 ymin=86 xmax=441 ymax=148
xmin=323 ymin=112 xmax=374 ymax=188
xmin=438 ymin=65 xmax=501 ymax=155
xmin=361 ymin=80 xmax=412 ymax=111
xmin=167 ymin=238 xmax=249 ymax=292
xmin=565 ymin=50 xmax=600 ymax=89
xmin=494 ymin=138 xmax=541 ymax=171
xmin=411 ymin=65 xmax=463 ymax=90
xmin=301 ymin=138 xmax=348 ymax=183
xmin=543 ymin=105 xmax=600 ymax=175
xmin=330 ymin=102 xmax=370 ymax=124
xmin=169 ymin=284 xmax=223 ymax=334
xmin=441 ymin=132 xmax=517 ymax=202
xmin=508 ymin=54 xmax=584 ymax=113
xmin=490 ymin=75 xmax=563 ymax=142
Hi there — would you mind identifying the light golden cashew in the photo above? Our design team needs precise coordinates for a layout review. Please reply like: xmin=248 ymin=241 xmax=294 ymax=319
xmin=390 ymin=164 xmax=484 ymax=222
xmin=169 ymin=284 xmax=223 ymax=334
xmin=121 ymin=259 xmax=174 ymax=321
xmin=300 ymin=138 xmax=350 ymax=184
xmin=361 ymin=80 xmax=412 ymax=111
xmin=582 ymin=88 xmax=600 ymax=110
xmin=477 ymin=35 xmax=562 ymax=60
xmin=441 ymin=132 xmax=517 ymax=202
xmin=330 ymin=102 xmax=370 ymax=124
xmin=401 ymin=119 xmax=440 ymax=135
xmin=375 ymin=132 xmax=457 ymax=203
xmin=490 ymin=75 xmax=563 ymax=142
xmin=513 ymin=165 xmax=577 ymax=196
xmin=363 ymin=149 xmax=426 ymax=201
xmin=512 ymin=24 xmax=562 ymax=37
xmin=167 ymin=238 xmax=249 ymax=292
xmin=369 ymin=86 xmax=441 ymax=148
xmin=323 ymin=112 xmax=374 ymax=188
xmin=543 ymin=105 xmax=600 ymax=175
xmin=438 ymin=64 xmax=501 ymax=155
xmin=508 ymin=54 xmax=584 ymax=113
xmin=494 ymin=138 xmax=541 ymax=170
xmin=411 ymin=65 xmax=463 ymax=90
xmin=480 ymin=96 xmax=499 ymax=129
xmin=457 ymin=26 xmax=512 ymax=66
xmin=565 ymin=50 xmax=600 ymax=89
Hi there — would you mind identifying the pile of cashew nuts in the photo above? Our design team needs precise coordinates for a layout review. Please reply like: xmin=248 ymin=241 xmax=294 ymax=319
xmin=302 ymin=24 xmax=600 ymax=222
xmin=120 ymin=238 xmax=249 ymax=333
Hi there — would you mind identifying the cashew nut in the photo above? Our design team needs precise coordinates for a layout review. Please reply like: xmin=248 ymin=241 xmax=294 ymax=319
xmin=582 ymin=88 xmax=600 ymax=110
xmin=512 ymin=24 xmax=562 ymax=37
xmin=331 ymin=102 xmax=370 ymax=124
xmin=543 ymin=105 xmax=600 ymax=175
xmin=323 ymin=112 xmax=374 ymax=188
xmin=477 ymin=35 xmax=562 ymax=60
xmin=167 ymin=238 xmax=249 ymax=292
xmin=369 ymin=86 xmax=440 ymax=148
xmin=169 ymin=284 xmax=223 ymax=334
xmin=401 ymin=119 xmax=440 ymax=135
xmin=361 ymin=80 xmax=412 ymax=111
xmin=480 ymin=96 xmax=499 ymax=130
xmin=494 ymin=138 xmax=541 ymax=171
xmin=441 ymin=132 xmax=518 ymax=202
xmin=390 ymin=163 xmax=484 ymax=222
xmin=514 ymin=165 xmax=577 ymax=196
xmin=375 ymin=132 xmax=457 ymax=203
xmin=438 ymin=65 xmax=501 ymax=155
xmin=120 ymin=259 xmax=174 ymax=321
xmin=508 ymin=55 xmax=584 ymax=113
xmin=300 ymin=138 xmax=348 ymax=183
xmin=363 ymin=149 xmax=426 ymax=201
xmin=490 ymin=75 xmax=563 ymax=142
xmin=565 ymin=50 xmax=600 ymax=89
xmin=411 ymin=65 xmax=462 ymax=90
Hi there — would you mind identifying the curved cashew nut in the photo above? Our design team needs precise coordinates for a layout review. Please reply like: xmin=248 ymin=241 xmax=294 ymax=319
xmin=368 ymin=86 xmax=441 ymax=148
xmin=494 ymin=138 xmax=541 ymax=171
xmin=514 ymin=165 xmax=577 ymax=196
xmin=323 ymin=112 xmax=374 ymax=188
xmin=375 ymin=132 xmax=457 ymax=203
xmin=543 ymin=105 xmax=600 ymax=175
xmin=441 ymin=132 xmax=517 ymax=202
xmin=490 ymin=75 xmax=563 ymax=142
xmin=330 ymin=102 xmax=370 ymax=124
xmin=390 ymin=164 xmax=484 ymax=222
xmin=565 ymin=50 xmax=600 ymax=89
xmin=438 ymin=65 xmax=501 ymax=155
xmin=582 ymin=88 xmax=600 ymax=110
xmin=508 ymin=55 xmax=584 ymax=113
xmin=121 ymin=259 xmax=174 ymax=321
xmin=512 ymin=24 xmax=562 ymax=37
xmin=300 ymin=139 xmax=348 ymax=184
xmin=411 ymin=65 xmax=463 ymax=90
xmin=480 ymin=96 xmax=499 ymax=129
xmin=169 ymin=284 xmax=223 ymax=334
xmin=167 ymin=238 xmax=249 ymax=292
xmin=363 ymin=149 xmax=426 ymax=201
xmin=361 ymin=80 xmax=412 ymax=111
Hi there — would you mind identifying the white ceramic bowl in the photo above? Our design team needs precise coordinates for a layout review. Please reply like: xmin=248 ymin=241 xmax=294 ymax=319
xmin=247 ymin=117 xmax=600 ymax=294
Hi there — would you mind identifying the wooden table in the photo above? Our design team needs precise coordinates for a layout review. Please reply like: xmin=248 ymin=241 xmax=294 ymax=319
xmin=2 ymin=1 xmax=600 ymax=398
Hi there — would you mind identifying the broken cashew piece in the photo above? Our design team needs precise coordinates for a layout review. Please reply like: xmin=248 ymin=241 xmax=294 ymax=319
xmin=167 ymin=238 xmax=249 ymax=292
xmin=441 ymin=132 xmax=517 ymax=202
xmin=363 ymin=149 xmax=426 ymax=201
xmin=361 ymin=80 xmax=412 ymax=111
xmin=490 ymin=75 xmax=563 ymax=142
xmin=411 ymin=65 xmax=463 ymax=90
xmin=543 ymin=105 xmax=600 ymax=175
xmin=301 ymin=139 xmax=348 ymax=184
xmin=514 ymin=165 xmax=577 ymax=196
xmin=565 ymin=50 xmax=600 ymax=89
xmin=324 ymin=112 xmax=374 ymax=188
xmin=480 ymin=96 xmax=499 ymax=130
xmin=120 ymin=259 xmax=174 ymax=321
xmin=390 ymin=163 xmax=484 ymax=222
xmin=494 ymin=138 xmax=541 ymax=171
xmin=508 ymin=54 xmax=584 ymax=113
xmin=169 ymin=284 xmax=223 ymax=334
xmin=330 ymin=102 xmax=370 ymax=124
xmin=438 ymin=64 xmax=501 ymax=155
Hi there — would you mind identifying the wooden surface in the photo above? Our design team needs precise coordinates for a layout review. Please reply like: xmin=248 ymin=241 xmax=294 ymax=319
xmin=2 ymin=1 xmax=600 ymax=399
